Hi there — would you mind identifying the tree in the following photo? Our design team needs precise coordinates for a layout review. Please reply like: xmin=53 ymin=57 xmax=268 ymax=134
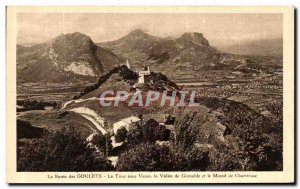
xmin=127 ymin=123 xmax=143 ymax=147
xmin=119 ymin=66 xmax=138 ymax=82
xmin=90 ymin=133 xmax=105 ymax=152
xmin=142 ymin=119 xmax=159 ymax=143
xmin=90 ymin=133 xmax=113 ymax=157
xmin=116 ymin=144 xmax=168 ymax=171
xmin=266 ymin=100 xmax=283 ymax=126
xmin=115 ymin=127 xmax=128 ymax=143
xmin=91 ymin=133 xmax=106 ymax=148
xmin=173 ymin=112 xmax=205 ymax=149
xmin=105 ymin=133 xmax=113 ymax=157
xmin=116 ymin=143 xmax=209 ymax=171
xmin=154 ymin=125 xmax=170 ymax=141
xmin=17 ymin=127 xmax=113 ymax=172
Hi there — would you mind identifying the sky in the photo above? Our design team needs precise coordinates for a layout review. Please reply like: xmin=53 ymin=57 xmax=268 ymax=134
xmin=17 ymin=13 xmax=283 ymax=46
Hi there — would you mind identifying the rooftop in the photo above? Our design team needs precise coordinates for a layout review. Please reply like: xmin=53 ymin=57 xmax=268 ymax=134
xmin=117 ymin=116 xmax=141 ymax=124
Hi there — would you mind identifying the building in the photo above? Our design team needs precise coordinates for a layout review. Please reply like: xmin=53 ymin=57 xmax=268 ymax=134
xmin=16 ymin=105 xmax=26 ymax=112
xmin=158 ymin=114 xmax=176 ymax=132
xmin=44 ymin=106 xmax=54 ymax=110
xmin=138 ymin=66 xmax=151 ymax=84
xmin=113 ymin=116 xmax=141 ymax=134
xmin=126 ymin=59 xmax=130 ymax=69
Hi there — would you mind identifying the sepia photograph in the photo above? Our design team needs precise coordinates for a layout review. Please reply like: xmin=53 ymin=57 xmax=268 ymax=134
xmin=6 ymin=6 xmax=294 ymax=184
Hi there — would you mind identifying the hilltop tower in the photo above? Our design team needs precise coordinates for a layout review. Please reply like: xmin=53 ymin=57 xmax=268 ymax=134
xmin=126 ymin=59 xmax=130 ymax=69
xmin=138 ymin=66 xmax=151 ymax=84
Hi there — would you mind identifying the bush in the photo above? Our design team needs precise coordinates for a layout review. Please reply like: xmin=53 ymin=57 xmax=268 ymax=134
xmin=116 ymin=143 xmax=209 ymax=171
xmin=17 ymin=127 xmax=113 ymax=172
xmin=142 ymin=119 xmax=159 ymax=143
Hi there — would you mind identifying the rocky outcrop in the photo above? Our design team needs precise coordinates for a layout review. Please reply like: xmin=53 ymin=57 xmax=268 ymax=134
xmin=17 ymin=32 xmax=123 ymax=83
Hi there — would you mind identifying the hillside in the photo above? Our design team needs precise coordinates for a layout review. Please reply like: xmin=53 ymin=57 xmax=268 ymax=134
xmin=172 ymin=97 xmax=282 ymax=171
xmin=60 ymin=65 xmax=179 ymax=124
xmin=99 ymin=30 xmax=227 ymax=79
xmin=17 ymin=65 xmax=283 ymax=171
xmin=100 ymin=29 xmax=177 ymax=65
xmin=17 ymin=32 xmax=123 ymax=84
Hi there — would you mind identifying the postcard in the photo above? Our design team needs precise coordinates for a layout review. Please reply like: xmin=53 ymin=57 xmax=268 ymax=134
xmin=6 ymin=6 xmax=294 ymax=184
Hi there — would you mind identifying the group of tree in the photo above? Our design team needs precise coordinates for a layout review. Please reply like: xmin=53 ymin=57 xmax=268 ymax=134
xmin=116 ymin=143 xmax=209 ymax=171
xmin=116 ymin=98 xmax=283 ymax=171
xmin=17 ymin=98 xmax=283 ymax=172
xmin=114 ymin=119 xmax=171 ymax=145
xmin=198 ymin=97 xmax=283 ymax=171
xmin=115 ymin=114 xmax=210 ymax=171
xmin=17 ymin=127 xmax=113 ymax=171
xmin=90 ymin=132 xmax=113 ymax=157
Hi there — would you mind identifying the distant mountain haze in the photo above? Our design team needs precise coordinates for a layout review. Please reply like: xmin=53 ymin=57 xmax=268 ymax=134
xmin=212 ymin=38 xmax=283 ymax=57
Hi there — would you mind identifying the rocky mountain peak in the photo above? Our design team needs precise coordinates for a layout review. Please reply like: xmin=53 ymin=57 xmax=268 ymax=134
xmin=51 ymin=32 xmax=95 ymax=50
xmin=176 ymin=32 xmax=210 ymax=47
xmin=128 ymin=29 xmax=148 ymax=36
xmin=48 ymin=32 xmax=101 ymax=77
xmin=121 ymin=29 xmax=152 ymax=41
xmin=17 ymin=32 xmax=123 ymax=83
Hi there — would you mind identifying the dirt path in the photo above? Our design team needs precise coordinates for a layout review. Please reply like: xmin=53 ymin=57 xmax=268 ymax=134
xmin=61 ymin=97 xmax=98 ymax=109
xmin=69 ymin=107 xmax=107 ymax=135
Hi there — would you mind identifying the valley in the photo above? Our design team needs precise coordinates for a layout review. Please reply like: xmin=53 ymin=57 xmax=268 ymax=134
xmin=16 ymin=30 xmax=283 ymax=172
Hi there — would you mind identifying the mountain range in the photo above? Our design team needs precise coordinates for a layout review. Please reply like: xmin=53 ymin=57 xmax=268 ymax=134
xmin=17 ymin=30 xmax=281 ymax=84
xmin=99 ymin=29 xmax=227 ymax=79
xmin=100 ymin=29 xmax=219 ymax=65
